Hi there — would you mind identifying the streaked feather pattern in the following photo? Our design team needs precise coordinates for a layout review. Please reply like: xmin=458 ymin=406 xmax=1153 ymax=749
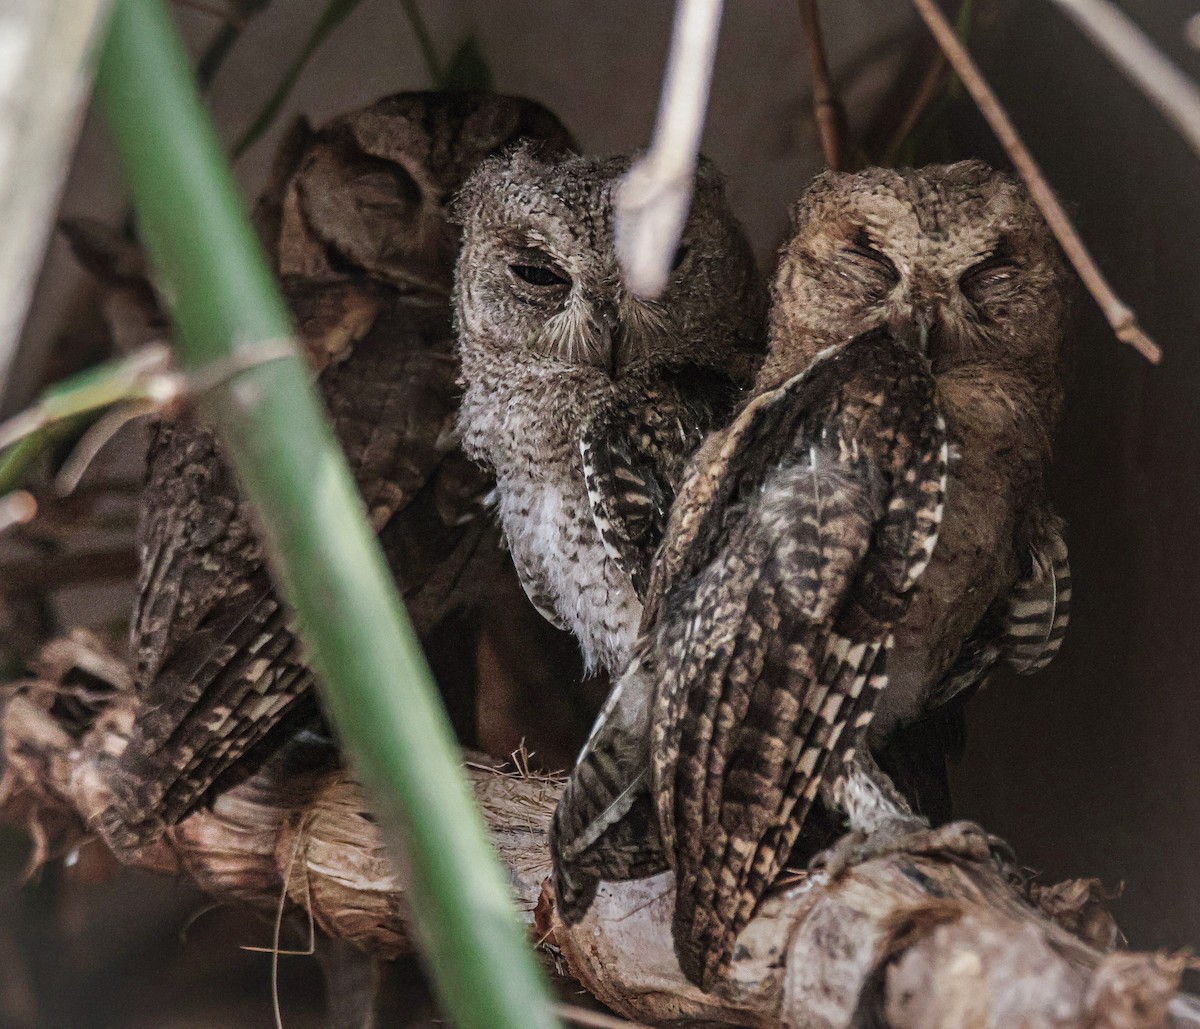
xmin=651 ymin=325 xmax=947 ymax=987
xmin=580 ymin=369 xmax=741 ymax=596
xmin=551 ymin=325 xmax=948 ymax=987
xmin=926 ymin=516 xmax=1071 ymax=710
xmin=102 ymin=94 xmax=574 ymax=851
xmin=104 ymin=311 xmax=499 ymax=849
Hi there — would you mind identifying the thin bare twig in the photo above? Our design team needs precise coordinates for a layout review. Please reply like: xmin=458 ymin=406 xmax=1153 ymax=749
xmin=615 ymin=0 xmax=724 ymax=299
xmin=1050 ymin=0 xmax=1200 ymax=162
xmin=911 ymin=0 xmax=1163 ymax=364
xmin=798 ymin=0 xmax=849 ymax=170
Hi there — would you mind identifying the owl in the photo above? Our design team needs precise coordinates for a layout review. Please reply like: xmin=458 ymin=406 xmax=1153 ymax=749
xmin=552 ymin=161 xmax=1072 ymax=989
xmin=99 ymin=92 xmax=575 ymax=853
xmin=452 ymin=148 xmax=766 ymax=678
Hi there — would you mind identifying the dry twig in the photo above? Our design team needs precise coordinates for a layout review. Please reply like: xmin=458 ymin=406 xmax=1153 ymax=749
xmin=0 ymin=492 xmax=36 ymax=535
xmin=1050 ymin=0 xmax=1200 ymax=161
xmin=882 ymin=51 xmax=949 ymax=163
xmin=2 ymin=636 xmax=1197 ymax=1028
xmin=0 ymin=1 xmax=111 ymax=391
xmin=798 ymin=0 xmax=850 ymax=170
xmin=911 ymin=0 xmax=1163 ymax=364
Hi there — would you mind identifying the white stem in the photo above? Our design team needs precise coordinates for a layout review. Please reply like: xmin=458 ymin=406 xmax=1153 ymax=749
xmin=615 ymin=0 xmax=723 ymax=299
xmin=1049 ymin=0 xmax=1200 ymax=161
xmin=0 ymin=0 xmax=112 ymax=399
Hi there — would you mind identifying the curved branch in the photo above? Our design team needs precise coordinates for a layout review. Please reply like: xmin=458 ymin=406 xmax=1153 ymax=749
xmin=0 ymin=634 xmax=1194 ymax=1028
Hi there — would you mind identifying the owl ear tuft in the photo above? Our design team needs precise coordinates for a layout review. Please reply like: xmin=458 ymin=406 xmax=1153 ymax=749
xmin=448 ymin=152 xmax=507 ymax=227
xmin=787 ymin=170 xmax=850 ymax=231
xmin=693 ymin=154 xmax=728 ymax=195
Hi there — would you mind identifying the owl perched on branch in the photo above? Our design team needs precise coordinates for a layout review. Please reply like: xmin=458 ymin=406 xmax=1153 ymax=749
xmin=99 ymin=92 xmax=575 ymax=854
xmin=452 ymin=148 xmax=766 ymax=675
xmin=552 ymin=160 xmax=1072 ymax=989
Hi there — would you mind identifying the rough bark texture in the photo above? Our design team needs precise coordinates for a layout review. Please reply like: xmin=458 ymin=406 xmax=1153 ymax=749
xmin=1 ymin=632 xmax=1195 ymax=1029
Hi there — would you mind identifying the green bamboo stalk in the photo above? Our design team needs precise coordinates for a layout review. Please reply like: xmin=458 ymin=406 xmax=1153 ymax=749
xmin=0 ymin=344 xmax=174 ymax=494
xmin=94 ymin=4 xmax=562 ymax=1027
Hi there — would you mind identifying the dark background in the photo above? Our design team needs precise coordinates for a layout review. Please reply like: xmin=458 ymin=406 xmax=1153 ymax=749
xmin=2 ymin=1 xmax=1198 ymax=1024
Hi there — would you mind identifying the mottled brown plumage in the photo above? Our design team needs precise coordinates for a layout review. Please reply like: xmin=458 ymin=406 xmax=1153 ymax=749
xmin=100 ymin=92 xmax=575 ymax=853
xmin=552 ymin=161 xmax=1072 ymax=989
xmin=453 ymin=149 xmax=765 ymax=675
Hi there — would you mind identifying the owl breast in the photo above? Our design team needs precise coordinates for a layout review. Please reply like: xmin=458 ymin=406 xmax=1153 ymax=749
xmin=456 ymin=350 xmax=645 ymax=673
xmin=496 ymin=460 xmax=642 ymax=674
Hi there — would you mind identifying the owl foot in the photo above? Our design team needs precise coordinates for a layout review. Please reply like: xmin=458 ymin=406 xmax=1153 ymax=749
xmin=809 ymin=818 xmax=999 ymax=880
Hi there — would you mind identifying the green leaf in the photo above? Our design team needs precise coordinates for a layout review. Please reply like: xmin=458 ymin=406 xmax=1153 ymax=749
xmin=0 ymin=346 xmax=175 ymax=495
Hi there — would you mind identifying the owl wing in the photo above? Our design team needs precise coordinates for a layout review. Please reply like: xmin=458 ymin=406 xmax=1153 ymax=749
xmin=550 ymin=370 xmax=742 ymax=914
xmin=551 ymin=645 xmax=668 ymax=922
xmin=106 ymin=300 xmax=490 ymax=849
xmin=580 ymin=369 xmax=740 ymax=597
xmin=926 ymin=516 xmax=1071 ymax=711
xmin=651 ymin=327 xmax=948 ymax=988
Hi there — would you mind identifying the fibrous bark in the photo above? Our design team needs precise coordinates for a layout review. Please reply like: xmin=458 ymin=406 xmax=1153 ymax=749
xmin=1 ymin=632 xmax=1195 ymax=1029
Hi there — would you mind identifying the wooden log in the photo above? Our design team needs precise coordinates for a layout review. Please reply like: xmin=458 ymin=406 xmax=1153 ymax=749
xmin=2 ymin=632 xmax=1196 ymax=1028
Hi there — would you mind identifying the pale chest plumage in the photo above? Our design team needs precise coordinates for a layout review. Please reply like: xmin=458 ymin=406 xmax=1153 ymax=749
xmin=458 ymin=356 xmax=642 ymax=673
xmin=495 ymin=460 xmax=641 ymax=673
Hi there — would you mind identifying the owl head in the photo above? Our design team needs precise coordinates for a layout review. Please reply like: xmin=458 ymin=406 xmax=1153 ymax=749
xmin=761 ymin=161 xmax=1070 ymax=408
xmin=452 ymin=147 xmax=764 ymax=380
xmin=263 ymin=91 xmax=576 ymax=295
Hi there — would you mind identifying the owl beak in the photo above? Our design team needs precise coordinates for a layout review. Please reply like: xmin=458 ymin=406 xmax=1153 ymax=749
xmin=592 ymin=299 xmax=622 ymax=377
xmin=888 ymin=307 xmax=935 ymax=355
xmin=914 ymin=307 xmax=935 ymax=352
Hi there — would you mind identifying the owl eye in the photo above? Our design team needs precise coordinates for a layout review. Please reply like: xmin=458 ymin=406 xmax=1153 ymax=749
xmin=510 ymin=263 xmax=570 ymax=288
xmin=960 ymin=254 xmax=1019 ymax=302
xmin=849 ymin=230 xmax=897 ymax=272
xmin=845 ymin=230 xmax=899 ymax=281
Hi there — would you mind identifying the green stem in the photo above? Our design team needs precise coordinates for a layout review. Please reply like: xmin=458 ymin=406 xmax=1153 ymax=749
xmin=0 ymin=345 xmax=174 ymax=494
xmin=95 ymin=4 xmax=561 ymax=1028
xmin=195 ymin=21 xmax=242 ymax=92
xmin=231 ymin=0 xmax=368 ymax=158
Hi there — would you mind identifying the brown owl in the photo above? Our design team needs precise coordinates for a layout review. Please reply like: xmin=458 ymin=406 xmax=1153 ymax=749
xmin=452 ymin=148 xmax=766 ymax=677
xmin=99 ymin=92 xmax=575 ymax=854
xmin=552 ymin=161 xmax=1072 ymax=990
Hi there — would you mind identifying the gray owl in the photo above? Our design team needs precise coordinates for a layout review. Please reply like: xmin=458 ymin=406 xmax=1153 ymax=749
xmin=452 ymin=148 xmax=766 ymax=675
xmin=553 ymin=160 xmax=1072 ymax=989
xmin=99 ymin=92 xmax=575 ymax=854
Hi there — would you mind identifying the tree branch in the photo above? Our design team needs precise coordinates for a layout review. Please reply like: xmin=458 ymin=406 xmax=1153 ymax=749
xmin=1049 ymin=0 xmax=1200 ymax=161
xmin=2 ymin=634 xmax=1195 ymax=1028
xmin=614 ymin=0 xmax=723 ymax=299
